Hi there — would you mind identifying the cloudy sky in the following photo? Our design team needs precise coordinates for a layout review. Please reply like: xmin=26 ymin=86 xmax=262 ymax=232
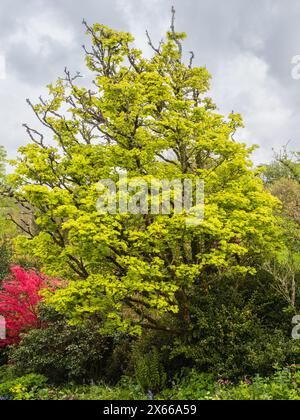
xmin=0 ymin=0 xmax=300 ymax=165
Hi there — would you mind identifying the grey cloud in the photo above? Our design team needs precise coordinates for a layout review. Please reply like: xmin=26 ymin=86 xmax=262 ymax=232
xmin=0 ymin=0 xmax=299 ymax=162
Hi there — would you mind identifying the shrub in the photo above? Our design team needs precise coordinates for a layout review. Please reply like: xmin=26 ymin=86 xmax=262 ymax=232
xmin=36 ymin=378 xmax=145 ymax=401
xmin=214 ymin=367 xmax=300 ymax=400
xmin=0 ymin=364 xmax=15 ymax=383
xmin=9 ymin=311 xmax=116 ymax=384
xmin=0 ymin=373 xmax=47 ymax=400
xmin=104 ymin=337 xmax=134 ymax=385
xmin=168 ymin=276 xmax=298 ymax=379
xmin=0 ymin=266 xmax=56 ymax=346
xmin=161 ymin=370 xmax=215 ymax=400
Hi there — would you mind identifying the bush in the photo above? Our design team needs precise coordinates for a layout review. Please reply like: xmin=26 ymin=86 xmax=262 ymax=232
xmin=167 ymin=276 xmax=299 ymax=379
xmin=0 ymin=373 xmax=47 ymax=400
xmin=214 ymin=367 xmax=300 ymax=400
xmin=161 ymin=370 xmax=215 ymax=400
xmin=0 ymin=364 xmax=15 ymax=382
xmin=1 ymin=368 xmax=299 ymax=400
xmin=35 ymin=378 xmax=146 ymax=400
xmin=0 ymin=347 xmax=8 ymax=367
xmin=104 ymin=337 xmax=134 ymax=384
xmin=9 ymin=312 xmax=116 ymax=384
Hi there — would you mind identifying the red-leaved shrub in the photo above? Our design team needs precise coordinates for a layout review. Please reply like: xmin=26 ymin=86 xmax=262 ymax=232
xmin=0 ymin=266 xmax=54 ymax=346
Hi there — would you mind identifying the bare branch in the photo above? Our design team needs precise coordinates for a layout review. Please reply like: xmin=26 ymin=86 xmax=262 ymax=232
xmin=189 ymin=51 xmax=195 ymax=69
xmin=170 ymin=6 xmax=182 ymax=57
xmin=146 ymin=30 xmax=161 ymax=54
xmin=23 ymin=124 xmax=46 ymax=148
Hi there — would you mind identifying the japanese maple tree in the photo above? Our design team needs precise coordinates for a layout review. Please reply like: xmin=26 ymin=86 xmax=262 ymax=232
xmin=0 ymin=266 xmax=52 ymax=346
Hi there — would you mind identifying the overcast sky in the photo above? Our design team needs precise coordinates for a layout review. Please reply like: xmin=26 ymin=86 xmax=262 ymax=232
xmin=0 ymin=0 xmax=300 ymax=165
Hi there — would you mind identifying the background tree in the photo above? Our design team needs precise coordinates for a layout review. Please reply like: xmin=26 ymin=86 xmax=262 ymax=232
xmin=0 ymin=146 xmax=33 ymax=283
xmin=0 ymin=146 xmax=6 ymax=178
xmin=262 ymin=151 xmax=300 ymax=311
xmin=0 ymin=147 xmax=14 ymax=282
xmin=277 ymin=149 xmax=300 ymax=185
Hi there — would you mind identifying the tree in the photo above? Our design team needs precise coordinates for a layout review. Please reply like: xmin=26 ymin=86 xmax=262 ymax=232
xmin=0 ymin=266 xmax=53 ymax=346
xmin=262 ymin=152 xmax=300 ymax=311
xmin=281 ymin=155 xmax=300 ymax=185
xmin=0 ymin=146 xmax=10 ymax=234
xmin=9 ymin=10 xmax=281 ymax=335
xmin=0 ymin=146 xmax=20 ymax=239
xmin=0 ymin=147 xmax=14 ymax=282
xmin=0 ymin=146 xmax=6 ymax=180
